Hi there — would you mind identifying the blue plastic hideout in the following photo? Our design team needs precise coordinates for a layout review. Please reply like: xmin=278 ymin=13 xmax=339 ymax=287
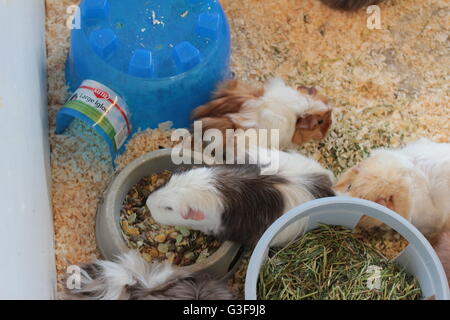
xmin=57 ymin=0 xmax=230 ymax=159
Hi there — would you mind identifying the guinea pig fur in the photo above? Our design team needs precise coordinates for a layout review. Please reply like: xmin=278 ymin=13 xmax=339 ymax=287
xmin=63 ymin=251 xmax=234 ymax=300
xmin=335 ymin=139 xmax=450 ymax=236
xmin=429 ymin=232 xmax=450 ymax=286
xmin=320 ymin=0 xmax=382 ymax=11
xmin=191 ymin=78 xmax=333 ymax=150
xmin=147 ymin=148 xmax=335 ymax=247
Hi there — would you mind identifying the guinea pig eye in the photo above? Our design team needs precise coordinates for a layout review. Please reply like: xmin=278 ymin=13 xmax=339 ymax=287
xmin=164 ymin=206 xmax=173 ymax=211
xmin=318 ymin=120 xmax=324 ymax=125
xmin=347 ymin=184 xmax=352 ymax=191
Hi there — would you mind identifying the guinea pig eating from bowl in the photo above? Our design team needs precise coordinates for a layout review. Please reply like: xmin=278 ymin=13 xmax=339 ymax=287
xmin=334 ymin=139 xmax=450 ymax=237
xmin=146 ymin=148 xmax=335 ymax=247
xmin=64 ymin=251 xmax=234 ymax=300
xmin=191 ymin=78 xmax=333 ymax=151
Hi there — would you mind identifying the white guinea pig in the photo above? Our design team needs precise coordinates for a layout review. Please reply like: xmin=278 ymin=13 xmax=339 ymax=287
xmin=64 ymin=251 xmax=234 ymax=300
xmin=147 ymin=148 xmax=335 ymax=247
xmin=335 ymin=138 xmax=450 ymax=236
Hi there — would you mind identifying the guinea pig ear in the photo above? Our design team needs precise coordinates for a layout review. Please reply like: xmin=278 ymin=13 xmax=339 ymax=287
xmin=375 ymin=196 xmax=395 ymax=211
xmin=375 ymin=192 xmax=411 ymax=223
xmin=297 ymin=85 xmax=317 ymax=96
xmin=334 ymin=165 xmax=360 ymax=193
xmin=181 ymin=207 xmax=205 ymax=221
xmin=296 ymin=114 xmax=317 ymax=130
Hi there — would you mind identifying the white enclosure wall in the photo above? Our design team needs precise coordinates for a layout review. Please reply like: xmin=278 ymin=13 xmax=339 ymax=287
xmin=0 ymin=0 xmax=56 ymax=299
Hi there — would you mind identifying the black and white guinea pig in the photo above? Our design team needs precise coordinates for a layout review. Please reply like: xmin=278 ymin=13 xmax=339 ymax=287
xmin=147 ymin=148 xmax=335 ymax=247
xmin=64 ymin=251 xmax=234 ymax=300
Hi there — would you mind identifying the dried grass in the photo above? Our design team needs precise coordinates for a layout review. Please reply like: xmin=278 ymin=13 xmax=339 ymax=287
xmin=258 ymin=225 xmax=421 ymax=300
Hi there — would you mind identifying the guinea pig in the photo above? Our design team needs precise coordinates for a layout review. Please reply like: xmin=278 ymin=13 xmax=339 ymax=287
xmin=320 ymin=0 xmax=382 ymax=11
xmin=147 ymin=148 xmax=335 ymax=247
xmin=335 ymin=139 xmax=450 ymax=237
xmin=64 ymin=251 xmax=234 ymax=300
xmin=429 ymin=232 xmax=450 ymax=286
xmin=191 ymin=78 xmax=333 ymax=151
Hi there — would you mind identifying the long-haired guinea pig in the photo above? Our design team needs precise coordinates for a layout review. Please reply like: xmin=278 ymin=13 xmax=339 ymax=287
xmin=64 ymin=251 xmax=234 ymax=300
xmin=320 ymin=0 xmax=382 ymax=11
xmin=147 ymin=148 xmax=335 ymax=247
xmin=335 ymin=138 xmax=450 ymax=237
xmin=191 ymin=78 xmax=333 ymax=151
xmin=429 ymin=232 xmax=450 ymax=286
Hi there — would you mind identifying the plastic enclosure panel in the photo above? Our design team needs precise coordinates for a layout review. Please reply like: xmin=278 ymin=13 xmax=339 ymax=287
xmin=66 ymin=0 xmax=231 ymax=133
xmin=245 ymin=197 xmax=450 ymax=300
xmin=0 ymin=0 xmax=56 ymax=299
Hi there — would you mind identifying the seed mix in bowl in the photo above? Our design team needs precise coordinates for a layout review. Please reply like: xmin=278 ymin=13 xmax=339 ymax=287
xmin=120 ymin=170 xmax=222 ymax=266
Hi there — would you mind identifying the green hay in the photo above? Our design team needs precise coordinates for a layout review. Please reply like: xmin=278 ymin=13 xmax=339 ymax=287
xmin=258 ymin=225 xmax=421 ymax=300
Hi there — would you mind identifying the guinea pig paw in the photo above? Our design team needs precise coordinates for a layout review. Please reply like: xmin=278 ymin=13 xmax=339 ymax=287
xmin=357 ymin=216 xmax=384 ymax=229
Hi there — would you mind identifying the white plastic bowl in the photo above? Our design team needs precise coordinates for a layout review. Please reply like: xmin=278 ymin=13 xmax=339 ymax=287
xmin=245 ymin=197 xmax=450 ymax=300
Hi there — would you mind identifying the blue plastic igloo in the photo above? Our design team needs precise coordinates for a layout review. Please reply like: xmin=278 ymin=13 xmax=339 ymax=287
xmin=64 ymin=0 xmax=231 ymax=134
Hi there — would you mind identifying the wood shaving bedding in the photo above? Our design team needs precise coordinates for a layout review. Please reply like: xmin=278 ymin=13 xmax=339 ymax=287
xmin=46 ymin=0 xmax=449 ymax=298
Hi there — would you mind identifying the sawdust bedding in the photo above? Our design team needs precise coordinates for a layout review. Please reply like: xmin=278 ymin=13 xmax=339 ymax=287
xmin=46 ymin=0 xmax=449 ymax=298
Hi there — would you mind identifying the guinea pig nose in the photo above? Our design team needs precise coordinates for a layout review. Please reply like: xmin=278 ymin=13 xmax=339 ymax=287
xmin=181 ymin=211 xmax=189 ymax=219
xmin=308 ymin=87 xmax=317 ymax=95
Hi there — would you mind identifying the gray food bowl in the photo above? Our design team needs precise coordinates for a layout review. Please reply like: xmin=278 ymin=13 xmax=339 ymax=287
xmin=245 ymin=197 xmax=450 ymax=300
xmin=96 ymin=149 xmax=243 ymax=279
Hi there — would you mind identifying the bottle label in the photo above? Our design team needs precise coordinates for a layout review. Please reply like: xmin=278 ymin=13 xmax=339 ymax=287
xmin=63 ymin=80 xmax=131 ymax=152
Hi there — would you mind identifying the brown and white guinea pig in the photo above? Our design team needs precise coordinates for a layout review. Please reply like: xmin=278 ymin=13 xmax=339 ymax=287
xmin=147 ymin=148 xmax=335 ymax=247
xmin=429 ymin=232 xmax=450 ymax=286
xmin=320 ymin=0 xmax=382 ymax=11
xmin=64 ymin=251 xmax=234 ymax=300
xmin=335 ymin=138 xmax=450 ymax=237
xmin=191 ymin=78 xmax=333 ymax=151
